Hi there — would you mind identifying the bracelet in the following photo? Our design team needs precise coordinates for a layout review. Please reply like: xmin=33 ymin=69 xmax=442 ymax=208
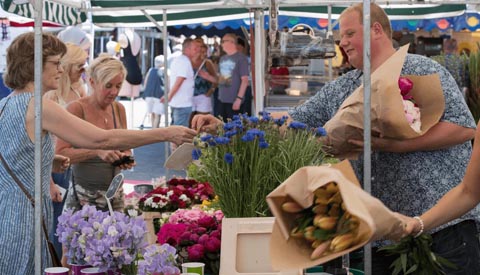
xmin=236 ymin=96 xmax=243 ymax=100
xmin=413 ymin=216 xmax=424 ymax=238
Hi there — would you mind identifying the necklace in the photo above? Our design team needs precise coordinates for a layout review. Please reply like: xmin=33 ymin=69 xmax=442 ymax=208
xmin=70 ymin=86 xmax=82 ymax=98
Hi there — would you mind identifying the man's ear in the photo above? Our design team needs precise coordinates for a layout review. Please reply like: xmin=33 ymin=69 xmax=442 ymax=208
xmin=372 ymin=22 xmax=383 ymax=36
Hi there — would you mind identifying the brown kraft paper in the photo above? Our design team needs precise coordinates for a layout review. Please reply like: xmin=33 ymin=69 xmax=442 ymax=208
xmin=322 ymin=44 xmax=445 ymax=159
xmin=266 ymin=160 xmax=404 ymax=271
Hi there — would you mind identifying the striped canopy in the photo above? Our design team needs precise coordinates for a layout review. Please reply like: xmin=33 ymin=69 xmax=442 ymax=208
xmin=0 ymin=0 xmax=468 ymax=27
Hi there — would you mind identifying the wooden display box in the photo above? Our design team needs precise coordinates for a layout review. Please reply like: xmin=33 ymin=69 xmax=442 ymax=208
xmin=141 ymin=211 xmax=162 ymax=244
xmin=220 ymin=217 xmax=302 ymax=275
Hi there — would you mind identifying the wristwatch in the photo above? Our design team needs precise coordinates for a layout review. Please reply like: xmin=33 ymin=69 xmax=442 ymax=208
xmin=236 ymin=96 xmax=243 ymax=100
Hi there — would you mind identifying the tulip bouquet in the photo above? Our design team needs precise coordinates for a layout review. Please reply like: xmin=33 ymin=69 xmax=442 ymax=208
xmin=188 ymin=112 xmax=332 ymax=218
xmin=283 ymin=182 xmax=364 ymax=259
xmin=157 ymin=207 xmax=224 ymax=275
xmin=138 ymin=178 xmax=215 ymax=212
xmin=399 ymin=77 xmax=421 ymax=133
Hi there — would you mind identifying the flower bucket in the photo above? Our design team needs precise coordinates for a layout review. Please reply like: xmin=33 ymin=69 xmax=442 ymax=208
xmin=70 ymin=264 xmax=91 ymax=275
xmin=80 ymin=267 xmax=106 ymax=275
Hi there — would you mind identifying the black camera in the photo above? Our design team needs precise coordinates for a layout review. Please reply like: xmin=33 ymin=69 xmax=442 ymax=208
xmin=112 ymin=155 xmax=135 ymax=167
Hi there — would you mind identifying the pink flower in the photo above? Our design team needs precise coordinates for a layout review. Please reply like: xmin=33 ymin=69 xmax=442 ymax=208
xmin=187 ymin=244 xmax=205 ymax=261
xmin=398 ymin=77 xmax=414 ymax=100
xmin=157 ymin=223 xmax=188 ymax=246
xmin=197 ymin=234 xmax=209 ymax=246
xmin=198 ymin=216 xmax=215 ymax=228
xmin=214 ymin=210 xmax=224 ymax=221
xmin=204 ymin=237 xmax=221 ymax=253
xmin=210 ymin=229 xmax=221 ymax=239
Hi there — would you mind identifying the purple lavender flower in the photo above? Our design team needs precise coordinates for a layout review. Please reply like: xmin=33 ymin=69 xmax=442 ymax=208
xmin=137 ymin=244 xmax=180 ymax=275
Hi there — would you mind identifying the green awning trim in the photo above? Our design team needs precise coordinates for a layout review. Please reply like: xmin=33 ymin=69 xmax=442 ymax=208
xmin=92 ymin=8 xmax=250 ymax=24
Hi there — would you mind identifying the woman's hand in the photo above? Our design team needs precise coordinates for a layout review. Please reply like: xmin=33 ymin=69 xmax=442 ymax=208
xmin=191 ymin=114 xmax=222 ymax=134
xmin=97 ymin=150 xmax=123 ymax=164
xmin=387 ymin=212 xmax=423 ymax=241
xmin=52 ymin=154 xmax=70 ymax=173
xmin=49 ymin=179 xmax=63 ymax=203
xmin=165 ymin=126 xmax=198 ymax=145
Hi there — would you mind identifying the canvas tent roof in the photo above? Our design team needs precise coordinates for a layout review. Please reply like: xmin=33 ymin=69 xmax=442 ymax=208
xmin=0 ymin=0 xmax=471 ymax=27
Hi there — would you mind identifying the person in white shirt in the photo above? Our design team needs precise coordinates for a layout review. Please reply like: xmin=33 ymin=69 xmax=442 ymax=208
xmin=161 ymin=38 xmax=200 ymax=127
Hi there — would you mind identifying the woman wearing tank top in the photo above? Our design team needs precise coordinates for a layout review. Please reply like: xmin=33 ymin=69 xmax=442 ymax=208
xmin=43 ymin=43 xmax=88 ymax=258
xmin=57 ymin=55 xmax=133 ymax=212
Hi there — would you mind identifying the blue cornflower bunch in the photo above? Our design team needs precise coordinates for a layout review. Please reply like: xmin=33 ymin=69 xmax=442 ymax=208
xmin=189 ymin=112 xmax=333 ymax=218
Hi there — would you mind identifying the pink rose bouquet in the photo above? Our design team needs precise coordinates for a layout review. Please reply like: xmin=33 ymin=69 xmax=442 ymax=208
xmin=399 ymin=77 xmax=421 ymax=133
xmin=157 ymin=207 xmax=224 ymax=275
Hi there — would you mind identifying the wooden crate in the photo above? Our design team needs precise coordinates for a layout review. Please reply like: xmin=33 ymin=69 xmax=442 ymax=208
xmin=141 ymin=211 xmax=163 ymax=244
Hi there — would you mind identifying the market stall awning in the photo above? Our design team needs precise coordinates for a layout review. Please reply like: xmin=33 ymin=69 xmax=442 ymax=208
xmin=0 ymin=0 xmax=469 ymax=28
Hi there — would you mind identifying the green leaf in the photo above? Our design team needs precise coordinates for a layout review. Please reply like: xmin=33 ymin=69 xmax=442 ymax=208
xmin=313 ymin=228 xmax=335 ymax=241
xmin=401 ymin=252 xmax=407 ymax=272
xmin=405 ymin=264 xmax=418 ymax=274
xmin=381 ymin=233 xmax=455 ymax=275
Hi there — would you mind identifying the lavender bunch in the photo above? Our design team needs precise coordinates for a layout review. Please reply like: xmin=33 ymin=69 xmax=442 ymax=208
xmin=57 ymin=205 xmax=108 ymax=265
xmin=83 ymin=211 xmax=149 ymax=272
xmin=137 ymin=244 xmax=180 ymax=275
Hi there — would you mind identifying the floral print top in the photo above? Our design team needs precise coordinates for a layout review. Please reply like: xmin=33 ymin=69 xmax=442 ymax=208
xmin=290 ymin=53 xmax=478 ymax=244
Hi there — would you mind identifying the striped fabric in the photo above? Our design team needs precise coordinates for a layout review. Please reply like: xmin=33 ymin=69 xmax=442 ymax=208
xmin=0 ymin=93 xmax=54 ymax=274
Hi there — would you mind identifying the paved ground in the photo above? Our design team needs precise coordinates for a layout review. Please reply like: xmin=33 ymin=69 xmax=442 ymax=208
xmin=118 ymin=98 xmax=187 ymax=182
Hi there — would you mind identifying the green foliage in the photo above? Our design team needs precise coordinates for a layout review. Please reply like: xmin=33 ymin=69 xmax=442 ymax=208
xmin=188 ymin=113 xmax=335 ymax=218
xmin=378 ymin=234 xmax=457 ymax=275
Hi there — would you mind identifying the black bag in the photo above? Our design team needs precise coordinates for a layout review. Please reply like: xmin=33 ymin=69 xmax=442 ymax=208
xmin=45 ymin=224 xmax=62 ymax=267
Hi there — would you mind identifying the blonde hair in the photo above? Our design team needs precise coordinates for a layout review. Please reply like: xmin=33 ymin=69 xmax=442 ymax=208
xmin=51 ymin=43 xmax=88 ymax=102
xmin=340 ymin=3 xmax=392 ymax=39
xmin=87 ymin=54 xmax=126 ymax=90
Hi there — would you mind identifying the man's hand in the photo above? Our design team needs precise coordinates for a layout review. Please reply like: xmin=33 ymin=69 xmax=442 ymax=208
xmin=348 ymin=136 xmax=402 ymax=153
xmin=191 ymin=114 xmax=222 ymax=134
xmin=52 ymin=154 xmax=70 ymax=173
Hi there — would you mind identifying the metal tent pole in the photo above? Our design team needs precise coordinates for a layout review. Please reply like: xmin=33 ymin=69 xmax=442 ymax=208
xmin=162 ymin=9 xmax=171 ymax=179
xmin=254 ymin=9 xmax=265 ymax=114
xmin=362 ymin=1 xmax=372 ymax=275
xmin=33 ymin=0 xmax=43 ymax=274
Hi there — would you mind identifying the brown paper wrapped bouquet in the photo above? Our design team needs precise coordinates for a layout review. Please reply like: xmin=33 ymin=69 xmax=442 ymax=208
xmin=322 ymin=44 xmax=445 ymax=159
xmin=266 ymin=161 xmax=404 ymax=270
